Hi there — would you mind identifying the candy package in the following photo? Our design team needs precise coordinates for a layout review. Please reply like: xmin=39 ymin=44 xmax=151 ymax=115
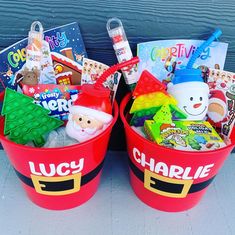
xmin=144 ymin=120 xmax=226 ymax=151
xmin=22 ymin=84 xmax=81 ymax=121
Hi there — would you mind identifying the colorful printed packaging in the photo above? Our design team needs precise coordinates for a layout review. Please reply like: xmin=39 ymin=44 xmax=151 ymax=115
xmin=22 ymin=84 xmax=81 ymax=121
xmin=144 ymin=120 xmax=226 ymax=151
xmin=137 ymin=39 xmax=228 ymax=84
xmin=206 ymin=68 xmax=235 ymax=138
xmin=0 ymin=22 xmax=86 ymax=95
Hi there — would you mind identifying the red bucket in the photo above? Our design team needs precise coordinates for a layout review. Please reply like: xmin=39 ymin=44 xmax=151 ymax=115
xmin=120 ymin=93 xmax=235 ymax=212
xmin=0 ymin=101 xmax=118 ymax=210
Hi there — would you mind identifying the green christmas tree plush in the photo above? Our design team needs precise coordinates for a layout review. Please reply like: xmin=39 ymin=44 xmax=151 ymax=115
xmin=1 ymin=88 xmax=63 ymax=147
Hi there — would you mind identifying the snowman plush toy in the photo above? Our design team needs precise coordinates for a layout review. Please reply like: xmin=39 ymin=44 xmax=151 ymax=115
xmin=167 ymin=69 xmax=209 ymax=120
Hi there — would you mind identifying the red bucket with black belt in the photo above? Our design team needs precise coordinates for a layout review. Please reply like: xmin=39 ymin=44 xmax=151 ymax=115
xmin=0 ymin=101 xmax=118 ymax=210
xmin=120 ymin=93 xmax=235 ymax=212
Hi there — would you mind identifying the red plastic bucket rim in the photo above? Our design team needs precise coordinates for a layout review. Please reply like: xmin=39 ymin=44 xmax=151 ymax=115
xmin=120 ymin=93 xmax=235 ymax=155
xmin=0 ymin=100 xmax=118 ymax=152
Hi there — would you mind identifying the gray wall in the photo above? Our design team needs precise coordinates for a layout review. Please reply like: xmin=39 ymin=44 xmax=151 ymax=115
xmin=0 ymin=0 xmax=234 ymax=150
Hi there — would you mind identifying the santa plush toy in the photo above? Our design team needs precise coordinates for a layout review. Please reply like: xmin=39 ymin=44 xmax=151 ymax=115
xmin=66 ymin=85 xmax=113 ymax=143
xmin=207 ymin=89 xmax=228 ymax=128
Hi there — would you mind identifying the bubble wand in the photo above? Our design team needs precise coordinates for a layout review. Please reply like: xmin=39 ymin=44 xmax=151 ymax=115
xmin=107 ymin=18 xmax=138 ymax=90
xmin=26 ymin=21 xmax=44 ymax=71
xmin=186 ymin=29 xmax=222 ymax=69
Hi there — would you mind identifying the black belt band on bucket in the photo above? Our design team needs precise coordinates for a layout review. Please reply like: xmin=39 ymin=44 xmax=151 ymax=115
xmin=128 ymin=157 xmax=216 ymax=197
xmin=14 ymin=159 xmax=105 ymax=195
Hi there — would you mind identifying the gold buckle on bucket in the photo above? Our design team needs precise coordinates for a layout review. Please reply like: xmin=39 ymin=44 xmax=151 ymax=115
xmin=144 ymin=169 xmax=193 ymax=198
xmin=31 ymin=173 xmax=81 ymax=196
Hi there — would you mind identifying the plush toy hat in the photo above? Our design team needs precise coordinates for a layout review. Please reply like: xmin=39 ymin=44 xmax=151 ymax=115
xmin=208 ymin=89 xmax=227 ymax=123
xmin=69 ymin=84 xmax=113 ymax=124
xmin=209 ymin=89 xmax=226 ymax=108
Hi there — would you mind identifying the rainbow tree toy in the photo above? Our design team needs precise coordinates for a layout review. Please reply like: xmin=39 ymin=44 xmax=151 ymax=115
xmin=1 ymin=88 xmax=63 ymax=147
xmin=130 ymin=70 xmax=187 ymax=127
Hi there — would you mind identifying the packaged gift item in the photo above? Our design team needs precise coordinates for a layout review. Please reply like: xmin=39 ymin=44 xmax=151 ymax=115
xmin=22 ymin=84 xmax=81 ymax=121
xmin=137 ymin=30 xmax=227 ymax=84
xmin=144 ymin=120 xmax=226 ymax=151
xmin=207 ymin=68 xmax=235 ymax=138
xmin=107 ymin=18 xmax=138 ymax=88
xmin=23 ymin=21 xmax=56 ymax=86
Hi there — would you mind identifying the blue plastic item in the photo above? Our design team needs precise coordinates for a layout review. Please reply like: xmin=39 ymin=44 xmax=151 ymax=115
xmin=172 ymin=68 xmax=203 ymax=85
xmin=186 ymin=29 xmax=222 ymax=69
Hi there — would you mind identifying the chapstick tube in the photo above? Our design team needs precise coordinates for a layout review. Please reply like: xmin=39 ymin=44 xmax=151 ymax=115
xmin=107 ymin=18 xmax=138 ymax=87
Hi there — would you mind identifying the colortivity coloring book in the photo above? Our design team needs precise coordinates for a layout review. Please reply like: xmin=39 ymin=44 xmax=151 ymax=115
xmin=137 ymin=39 xmax=228 ymax=83
xmin=0 ymin=22 xmax=87 ymax=95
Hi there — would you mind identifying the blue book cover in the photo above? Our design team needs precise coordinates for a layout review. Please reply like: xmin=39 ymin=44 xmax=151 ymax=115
xmin=0 ymin=22 xmax=87 ymax=95
xmin=137 ymin=39 xmax=228 ymax=84
xmin=44 ymin=22 xmax=87 ymax=65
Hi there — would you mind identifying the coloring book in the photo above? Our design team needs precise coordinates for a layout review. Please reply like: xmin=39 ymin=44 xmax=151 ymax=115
xmin=0 ymin=22 xmax=87 ymax=95
xmin=137 ymin=40 xmax=228 ymax=83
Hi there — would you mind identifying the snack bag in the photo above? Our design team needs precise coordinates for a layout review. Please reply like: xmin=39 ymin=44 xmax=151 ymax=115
xmin=22 ymin=84 xmax=81 ymax=121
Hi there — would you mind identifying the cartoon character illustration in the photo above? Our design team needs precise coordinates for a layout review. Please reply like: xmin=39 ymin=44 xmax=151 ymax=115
xmin=198 ymin=65 xmax=210 ymax=83
xmin=0 ymin=65 xmax=15 ymax=86
xmin=160 ymin=123 xmax=187 ymax=148
xmin=214 ymin=64 xmax=220 ymax=70
xmin=179 ymin=92 xmax=208 ymax=120
xmin=162 ymin=56 xmax=179 ymax=85
xmin=164 ymin=56 xmax=177 ymax=73
xmin=171 ymin=134 xmax=187 ymax=147
xmin=216 ymin=72 xmax=235 ymax=90
xmin=74 ymin=52 xmax=85 ymax=64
